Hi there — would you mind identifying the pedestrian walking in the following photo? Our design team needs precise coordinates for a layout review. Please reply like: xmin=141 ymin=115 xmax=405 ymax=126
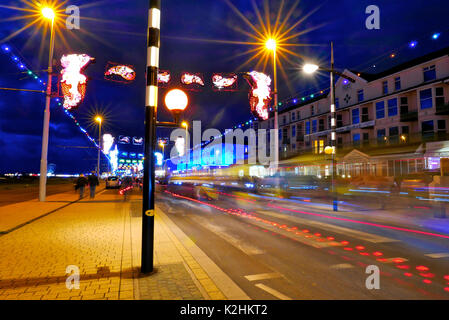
xmin=120 ymin=176 xmax=134 ymax=201
xmin=88 ymin=172 xmax=100 ymax=199
xmin=75 ymin=174 xmax=88 ymax=199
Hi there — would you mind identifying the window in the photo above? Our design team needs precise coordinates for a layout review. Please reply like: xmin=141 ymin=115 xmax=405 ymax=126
xmin=402 ymin=126 xmax=409 ymax=134
xmin=423 ymin=65 xmax=436 ymax=82
xmin=283 ymin=115 xmax=287 ymax=125
xmin=394 ymin=77 xmax=401 ymax=91
xmin=353 ymin=133 xmax=361 ymax=145
xmin=319 ymin=119 xmax=325 ymax=131
xmin=305 ymin=121 xmax=311 ymax=134
xmin=389 ymin=126 xmax=399 ymax=137
xmin=312 ymin=119 xmax=317 ymax=133
xmin=376 ymin=101 xmax=385 ymax=119
xmin=382 ymin=81 xmax=388 ymax=95
xmin=291 ymin=112 xmax=296 ymax=122
xmin=297 ymin=124 xmax=304 ymax=141
xmin=335 ymin=98 xmax=339 ymax=108
xmin=438 ymin=120 xmax=446 ymax=134
xmin=311 ymin=105 xmax=315 ymax=115
xmin=422 ymin=120 xmax=434 ymax=137
xmin=337 ymin=114 xmax=343 ymax=127
xmin=363 ymin=132 xmax=369 ymax=144
xmin=420 ymin=89 xmax=433 ymax=109
xmin=361 ymin=107 xmax=369 ymax=122
xmin=357 ymin=90 xmax=364 ymax=102
xmin=377 ymin=129 xmax=386 ymax=143
xmin=400 ymin=97 xmax=408 ymax=114
xmin=352 ymin=108 xmax=360 ymax=125
xmin=297 ymin=111 xmax=301 ymax=120
xmin=292 ymin=125 xmax=296 ymax=137
xmin=436 ymin=87 xmax=445 ymax=107
xmin=388 ymin=98 xmax=398 ymax=117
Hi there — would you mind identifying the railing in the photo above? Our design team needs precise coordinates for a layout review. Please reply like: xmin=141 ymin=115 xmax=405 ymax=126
xmin=400 ymin=111 xmax=418 ymax=122
xmin=436 ymin=103 xmax=449 ymax=115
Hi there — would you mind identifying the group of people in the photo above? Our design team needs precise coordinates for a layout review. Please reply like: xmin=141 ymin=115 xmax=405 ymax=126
xmin=75 ymin=173 xmax=141 ymax=200
xmin=75 ymin=172 xmax=100 ymax=199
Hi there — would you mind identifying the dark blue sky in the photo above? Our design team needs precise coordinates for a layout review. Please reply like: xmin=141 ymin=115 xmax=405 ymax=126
xmin=0 ymin=0 xmax=448 ymax=173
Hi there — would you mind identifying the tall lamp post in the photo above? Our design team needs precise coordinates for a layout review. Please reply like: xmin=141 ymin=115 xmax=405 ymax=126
xmin=39 ymin=7 xmax=56 ymax=202
xmin=181 ymin=121 xmax=189 ymax=166
xmin=302 ymin=42 xmax=355 ymax=212
xmin=95 ymin=116 xmax=102 ymax=176
xmin=265 ymin=38 xmax=279 ymax=174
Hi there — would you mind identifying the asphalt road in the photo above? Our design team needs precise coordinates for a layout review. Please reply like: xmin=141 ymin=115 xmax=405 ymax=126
xmin=157 ymin=187 xmax=449 ymax=300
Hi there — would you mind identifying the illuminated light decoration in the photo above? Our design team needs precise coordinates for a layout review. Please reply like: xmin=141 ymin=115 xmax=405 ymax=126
xmin=133 ymin=137 xmax=144 ymax=145
xmin=157 ymin=70 xmax=171 ymax=85
xmin=409 ymin=41 xmax=418 ymax=48
xmin=104 ymin=63 xmax=136 ymax=82
xmin=432 ymin=33 xmax=441 ymax=40
xmin=118 ymin=136 xmax=131 ymax=144
xmin=372 ymin=251 xmax=383 ymax=256
xmin=244 ymin=71 xmax=272 ymax=121
xmin=212 ymin=73 xmax=238 ymax=91
xmin=355 ymin=246 xmax=365 ymax=250
xmin=444 ymin=275 xmax=449 ymax=281
xmin=109 ymin=145 xmax=119 ymax=174
xmin=60 ymin=54 xmax=94 ymax=110
xmin=102 ymin=134 xmax=114 ymax=155
xmin=423 ymin=279 xmax=432 ymax=284
xmin=181 ymin=72 xmax=205 ymax=87
xmin=404 ymin=273 xmax=413 ymax=277
xmin=175 ymin=137 xmax=185 ymax=156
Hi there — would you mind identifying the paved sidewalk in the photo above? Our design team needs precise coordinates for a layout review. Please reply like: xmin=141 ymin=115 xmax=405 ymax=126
xmin=0 ymin=189 xmax=246 ymax=300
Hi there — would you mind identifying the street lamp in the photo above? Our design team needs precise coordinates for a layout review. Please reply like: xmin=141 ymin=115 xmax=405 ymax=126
xmin=302 ymin=42 xmax=355 ymax=211
xmin=181 ymin=121 xmax=189 ymax=165
xmin=39 ymin=6 xmax=56 ymax=202
xmin=265 ymin=38 xmax=279 ymax=174
xmin=165 ymin=89 xmax=188 ymax=123
xmin=95 ymin=116 xmax=103 ymax=177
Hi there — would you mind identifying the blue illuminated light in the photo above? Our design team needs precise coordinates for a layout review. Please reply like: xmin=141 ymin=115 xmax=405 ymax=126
xmin=409 ymin=41 xmax=418 ymax=48
xmin=432 ymin=33 xmax=440 ymax=40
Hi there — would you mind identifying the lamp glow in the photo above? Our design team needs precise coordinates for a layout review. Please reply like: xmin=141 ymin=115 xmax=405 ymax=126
xmin=181 ymin=121 xmax=188 ymax=129
xmin=95 ymin=116 xmax=102 ymax=123
xmin=303 ymin=63 xmax=319 ymax=74
xmin=265 ymin=38 xmax=277 ymax=51
xmin=41 ymin=7 xmax=55 ymax=20
xmin=165 ymin=89 xmax=188 ymax=112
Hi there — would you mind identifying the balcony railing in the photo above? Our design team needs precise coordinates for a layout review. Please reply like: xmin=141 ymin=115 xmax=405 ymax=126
xmin=436 ymin=103 xmax=449 ymax=115
xmin=400 ymin=111 xmax=418 ymax=122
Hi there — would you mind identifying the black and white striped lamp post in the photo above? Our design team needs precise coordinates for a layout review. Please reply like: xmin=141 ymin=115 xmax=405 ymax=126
xmin=142 ymin=0 xmax=189 ymax=273
xmin=302 ymin=42 xmax=355 ymax=212
xmin=142 ymin=0 xmax=161 ymax=274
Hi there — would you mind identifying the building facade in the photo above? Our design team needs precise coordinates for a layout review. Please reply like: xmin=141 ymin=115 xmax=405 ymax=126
xmin=259 ymin=47 xmax=449 ymax=178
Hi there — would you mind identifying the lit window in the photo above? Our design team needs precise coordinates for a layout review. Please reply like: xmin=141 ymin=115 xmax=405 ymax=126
xmin=382 ymin=81 xmax=388 ymax=95
xmin=394 ymin=77 xmax=401 ymax=91
xmin=376 ymin=101 xmax=385 ymax=119
xmin=420 ymin=89 xmax=433 ymax=109
xmin=423 ymin=65 xmax=436 ymax=82
xmin=352 ymin=108 xmax=360 ymax=125
xmin=357 ymin=89 xmax=364 ymax=102
xmin=388 ymin=98 xmax=398 ymax=117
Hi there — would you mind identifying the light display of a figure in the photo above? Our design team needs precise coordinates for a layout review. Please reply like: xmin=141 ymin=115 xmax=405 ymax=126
xmin=245 ymin=71 xmax=272 ymax=121
xmin=60 ymin=54 xmax=94 ymax=110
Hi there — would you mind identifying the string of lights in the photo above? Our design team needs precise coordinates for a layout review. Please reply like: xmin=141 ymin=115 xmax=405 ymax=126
xmin=1 ymin=43 xmax=110 ymax=163
xmin=229 ymin=29 xmax=445 ymax=131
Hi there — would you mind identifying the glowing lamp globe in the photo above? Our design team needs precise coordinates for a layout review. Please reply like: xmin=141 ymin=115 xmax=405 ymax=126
xmin=324 ymin=146 xmax=335 ymax=155
xmin=165 ymin=89 xmax=188 ymax=112
xmin=265 ymin=38 xmax=277 ymax=51
xmin=41 ymin=7 xmax=55 ymax=20
xmin=303 ymin=63 xmax=319 ymax=74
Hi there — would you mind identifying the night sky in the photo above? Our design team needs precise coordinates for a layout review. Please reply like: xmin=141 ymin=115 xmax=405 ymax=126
xmin=0 ymin=0 xmax=448 ymax=173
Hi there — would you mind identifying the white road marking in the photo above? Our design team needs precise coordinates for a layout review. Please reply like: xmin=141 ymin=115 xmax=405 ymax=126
xmin=425 ymin=252 xmax=449 ymax=258
xmin=254 ymin=283 xmax=292 ymax=300
xmin=330 ymin=263 xmax=354 ymax=269
xmin=190 ymin=216 xmax=264 ymax=255
xmin=244 ymin=273 xmax=281 ymax=281
xmin=257 ymin=210 xmax=398 ymax=243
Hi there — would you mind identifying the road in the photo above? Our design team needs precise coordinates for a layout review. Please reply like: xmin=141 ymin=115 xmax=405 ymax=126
xmin=157 ymin=186 xmax=449 ymax=300
xmin=2 ymin=182 xmax=448 ymax=299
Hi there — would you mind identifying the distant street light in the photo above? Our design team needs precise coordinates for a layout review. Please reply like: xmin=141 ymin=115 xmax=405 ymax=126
xmin=181 ymin=121 xmax=189 ymax=164
xmin=95 ymin=116 xmax=103 ymax=176
xmin=265 ymin=38 xmax=279 ymax=173
xmin=39 ymin=6 xmax=56 ymax=202
xmin=302 ymin=42 xmax=355 ymax=212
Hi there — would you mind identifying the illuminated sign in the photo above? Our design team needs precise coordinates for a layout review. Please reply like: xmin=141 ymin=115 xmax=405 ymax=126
xmin=158 ymin=70 xmax=171 ymax=85
xmin=60 ymin=54 xmax=94 ymax=110
xmin=244 ymin=71 xmax=272 ymax=121
xmin=104 ymin=62 xmax=136 ymax=82
xmin=118 ymin=136 xmax=131 ymax=144
xmin=181 ymin=72 xmax=205 ymax=88
xmin=212 ymin=73 xmax=238 ymax=91
xmin=133 ymin=137 xmax=143 ymax=145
